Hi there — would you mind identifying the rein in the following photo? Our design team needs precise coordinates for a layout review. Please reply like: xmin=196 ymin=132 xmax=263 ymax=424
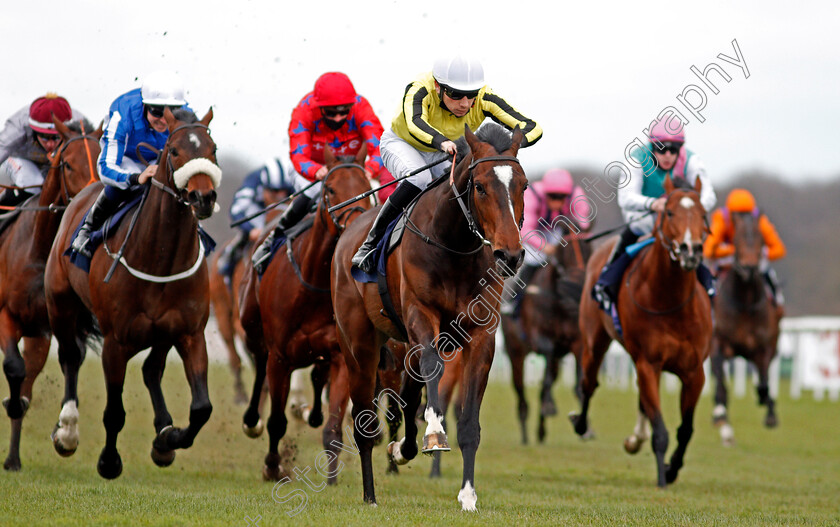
xmin=104 ymin=122 xmax=216 ymax=283
xmin=405 ymin=153 xmax=521 ymax=256
xmin=285 ymin=162 xmax=367 ymax=293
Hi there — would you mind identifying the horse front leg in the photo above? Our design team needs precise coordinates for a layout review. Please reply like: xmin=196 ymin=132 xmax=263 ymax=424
xmin=156 ymin=333 xmax=212 ymax=454
xmin=143 ymin=345 xmax=176 ymax=467
xmin=455 ymin=336 xmax=494 ymax=512
xmin=242 ymin=331 xmax=267 ymax=438
xmin=97 ymin=339 xmax=129 ymax=479
xmin=665 ymin=367 xmax=705 ymax=484
xmin=262 ymin=357 xmax=291 ymax=481
xmin=321 ymin=349 xmax=350 ymax=485
xmin=51 ymin=315 xmax=89 ymax=459
xmin=623 ymin=401 xmax=651 ymax=454
xmin=306 ymin=360 xmax=330 ymax=428
xmin=755 ymin=350 xmax=778 ymax=428
xmin=635 ymin=360 xmax=668 ymax=487
xmin=5 ymin=336 xmax=50 ymax=471
xmin=710 ymin=345 xmax=734 ymax=445
xmin=0 ymin=311 xmax=26 ymax=421
xmin=569 ymin=325 xmax=610 ymax=439
xmin=502 ymin=317 xmax=529 ymax=445
xmin=538 ymin=347 xmax=559 ymax=443
xmin=387 ymin=368 xmax=423 ymax=467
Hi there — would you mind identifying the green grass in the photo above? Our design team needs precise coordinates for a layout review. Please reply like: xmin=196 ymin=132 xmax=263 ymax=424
xmin=1 ymin=355 xmax=838 ymax=526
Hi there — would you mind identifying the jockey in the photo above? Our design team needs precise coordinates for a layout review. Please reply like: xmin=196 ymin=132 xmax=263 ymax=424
xmin=71 ymin=70 xmax=191 ymax=257
xmin=593 ymin=116 xmax=717 ymax=309
xmin=251 ymin=72 xmax=393 ymax=273
xmin=704 ymin=188 xmax=786 ymax=304
xmin=351 ymin=55 xmax=543 ymax=273
xmin=0 ymin=94 xmax=85 ymax=207
xmin=220 ymin=158 xmax=294 ymax=282
xmin=502 ymin=169 xmax=592 ymax=315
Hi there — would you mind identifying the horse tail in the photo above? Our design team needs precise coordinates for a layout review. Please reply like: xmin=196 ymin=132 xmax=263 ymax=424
xmin=77 ymin=309 xmax=104 ymax=357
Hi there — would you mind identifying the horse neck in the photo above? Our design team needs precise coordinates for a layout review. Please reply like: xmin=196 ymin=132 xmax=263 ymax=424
xmin=294 ymin=199 xmax=339 ymax=275
xmin=638 ymin=238 xmax=696 ymax=300
xmin=426 ymin=175 xmax=482 ymax=256
xmin=31 ymin=164 xmax=66 ymax=256
xmin=724 ymin=265 xmax=766 ymax=309
xmin=135 ymin=178 xmax=200 ymax=264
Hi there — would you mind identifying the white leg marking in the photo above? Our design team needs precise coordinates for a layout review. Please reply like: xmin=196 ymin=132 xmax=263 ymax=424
xmin=458 ymin=481 xmax=478 ymax=511
xmin=55 ymin=400 xmax=80 ymax=450
xmin=424 ymin=407 xmax=445 ymax=435
xmin=633 ymin=410 xmax=650 ymax=441
xmin=720 ymin=423 xmax=735 ymax=445
xmin=389 ymin=437 xmax=408 ymax=465
xmin=712 ymin=404 xmax=727 ymax=419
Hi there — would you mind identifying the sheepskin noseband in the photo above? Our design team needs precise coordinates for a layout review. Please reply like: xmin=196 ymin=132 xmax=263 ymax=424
xmin=173 ymin=158 xmax=222 ymax=190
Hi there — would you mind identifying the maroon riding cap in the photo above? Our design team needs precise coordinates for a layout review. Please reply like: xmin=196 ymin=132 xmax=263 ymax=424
xmin=29 ymin=94 xmax=72 ymax=134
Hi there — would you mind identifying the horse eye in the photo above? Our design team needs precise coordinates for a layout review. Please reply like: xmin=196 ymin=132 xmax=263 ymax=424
xmin=170 ymin=148 xmax=179 ymax=157
xmin=666 ymin=209 xmax=674 ymax=218
xmin=475 ymin=182 xmax=486 ymax=195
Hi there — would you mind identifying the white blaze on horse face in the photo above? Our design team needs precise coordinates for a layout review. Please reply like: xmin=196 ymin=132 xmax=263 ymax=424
xmin=189 ymin=132 xmax=201 ymax=149
xmin=492 ymin=166 xmax=518 ymax=229
xmin=458 ymin=481 xmax=478 ymax=511
xmin=424 ymin=407 xmax=445 ymax=435
xmin=680 ymin=196 xmax=695 ymax=209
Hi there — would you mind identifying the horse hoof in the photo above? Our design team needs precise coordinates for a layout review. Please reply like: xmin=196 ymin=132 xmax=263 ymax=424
xmin=386 ymin=463 xmax=400 ymax=475
xmin=307 ymin=410 xmax=323 ymax=428
xmin=764 ymin=414 xmax=778 ymax=428
xmin=51 ymin=422 xmax=79 ymax=457
xmin=262 ymin=464 xmax=288 ymax=482
xmin=290 ymin=403 xmax=309 ymax=423
xmin=421 ymin=432 xmax=450 ymax=454
xmin=665 ymin=464 xmax=680 ymax=484
xmin=2 ymin=396 xmax=29 ymax=420
xmin=97 ymin=450 xmax=123 ymax=480
xmin=719 ymin=423 xmax=735 ymax=446
xmin=387 ymin=440 xmax=411 ymax=466
xmin=568 ymin=412 xmax=591 ymax=438
xmin=3 ymin=456 xmax=21 ymax=471
xmin=623 ymin=436 xmax=643 ymax=454
xmin=151 ymin=447 xmax=176 ymax=467
xmin=243 ymin=419 xmax=264 ymax=438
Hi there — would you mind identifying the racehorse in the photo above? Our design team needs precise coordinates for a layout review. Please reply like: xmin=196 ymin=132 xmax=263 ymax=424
xmin=45 ymin=108 xmax=220 ymax=479
xmin=710 ymin=209 xmax=783 ymax=444
xmin=570 ymin=174 xmax=713 ymax=487
xmin=238 ymin=145 xmax=371 ymax=482
xmin=501 ymin=236 xmax=590 ymax=445
xmin=0 ymin=117 xmax=101 ymax=471
xmin=332 ymin=123 xmax=528 ymax=510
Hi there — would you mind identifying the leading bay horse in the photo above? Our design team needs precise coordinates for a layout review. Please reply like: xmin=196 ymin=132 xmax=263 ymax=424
xmin=45 ymin=108 xmax=220 ymax=479
xmin=570 ymin=174 xmax=713 ymax=487
xmin=332 ymin=123 xmax=528 ymax=510
xmin=501 ymin=235 xmax=590 ymax=445
xmin=0 ymin=118 xmax=101 ymax=470
xmin=238 ymin=145 xmax=371 ymax=482
xmin=710 ymin=209 xmax=783 ymax=445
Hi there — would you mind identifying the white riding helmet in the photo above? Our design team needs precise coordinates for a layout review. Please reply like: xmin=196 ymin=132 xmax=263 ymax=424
xmin=141 ymin=70 xmax=187 ymax=106
xmin=432 ymin=56 xmax=485 ymax=91
xmin=259 ymin=158 xmax=293 ymax=192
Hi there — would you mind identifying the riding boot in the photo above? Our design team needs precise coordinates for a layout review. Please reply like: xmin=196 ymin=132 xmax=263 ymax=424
xmin=501 ymin=263 xmax=540 ymax=317
xmin=696 ymin=263 xmax=716 ymax=297
xmin=0 ymin=189 xmax=33 ymax=209
xmin=763 ymin=267 xmax=783 ymax=305
xmin=70 ymin=188 xmax=120 ymax=257
xmin=218 ymin=230 xmax=248 ymax=285
xmin=592 ymin=227 xmax=639 ymax=308
xmin=351 ymin=182 xmax=422 ymax=273
xmin=252 ymin=194 xmax=313 ymax=274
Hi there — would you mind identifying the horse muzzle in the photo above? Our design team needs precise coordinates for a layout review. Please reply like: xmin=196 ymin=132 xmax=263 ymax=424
xmin=188 ymin=189 xmax=217 ymax=220
xmin=494 ymin=248 xmax=524 ymax=277
xmin=676 ymin=242 xmax=704 ymax=271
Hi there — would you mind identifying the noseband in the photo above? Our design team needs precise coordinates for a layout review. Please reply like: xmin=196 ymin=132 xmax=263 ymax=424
xmin=150 ymin=123 xmax=216 ymax=206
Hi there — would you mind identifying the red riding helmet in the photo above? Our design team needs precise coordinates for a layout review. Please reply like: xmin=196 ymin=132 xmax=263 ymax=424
xmin=313 ymin=72 xmax=357 ymax=107
xmin=29 ymin=93 xmax=72 ymax=135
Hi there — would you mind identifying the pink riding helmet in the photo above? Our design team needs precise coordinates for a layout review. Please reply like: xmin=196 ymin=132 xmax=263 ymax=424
xmin=649 ymin=116 xmax=686 ymax=143
xmin=541 ymin=169 xmax=574 ymax=195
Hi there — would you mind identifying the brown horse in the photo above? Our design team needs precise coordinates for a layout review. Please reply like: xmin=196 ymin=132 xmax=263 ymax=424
xmin=45 ymin=108 xmax=220 ymax=479
xmin=710 ymin=210 xmax=783 ymax=444
xmin=570 ymin=174 xmax=713 ymax=487
xmin=501 ymin=236 xmax=590 ymax=445
xmin=238 ymin=145 xmax=371 ymax=482
xmin=332 ymin=123 xmax=527 ymax=510
xmin=0 ymin=118 xmax=101 ymax=471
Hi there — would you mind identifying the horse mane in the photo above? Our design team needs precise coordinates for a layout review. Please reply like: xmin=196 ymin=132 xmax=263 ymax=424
xmin=454 ymin=123 xmax=513 ymax=165
xmin=671 ymin=177 xmax=694 ymax=191
xmin=172 ymin=108 xmax=198 ymax=123
xmin=66 ymin=119 xmax=95 ymax=134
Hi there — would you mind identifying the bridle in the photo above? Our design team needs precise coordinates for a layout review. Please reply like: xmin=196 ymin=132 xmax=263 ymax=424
xmin=146 ymin=123 xmax=215 ymax=207
xmin=49 ymin=130 xmax=99 ymax=210
xmin=654 ymin=188 xmax=709 ymax=261
xmin=405 ymin=153 xmax=522 ymax=256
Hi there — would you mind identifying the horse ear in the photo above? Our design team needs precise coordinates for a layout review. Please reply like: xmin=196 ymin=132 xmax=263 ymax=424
xmin=94 ymin=120 xmax=104 ymax=140
xmin=354 ymin=142 xmax=368 ymax=167
xmin=164 ymin=106 xmax=178 ymax=130
xmin=464 ymin=124 xmax=479 ymax=153
xmin=663 ymin=172 xmax=675 ymax=194
xmin=52 ymin=114 xmax=71 ymax=140
xmin=200 ymin=107 xmax=213 ymax=127
xmin=324 ymin=142 xmax=336 ymax=166
xmin=508 ymin=125 xmax=524 ymax=157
